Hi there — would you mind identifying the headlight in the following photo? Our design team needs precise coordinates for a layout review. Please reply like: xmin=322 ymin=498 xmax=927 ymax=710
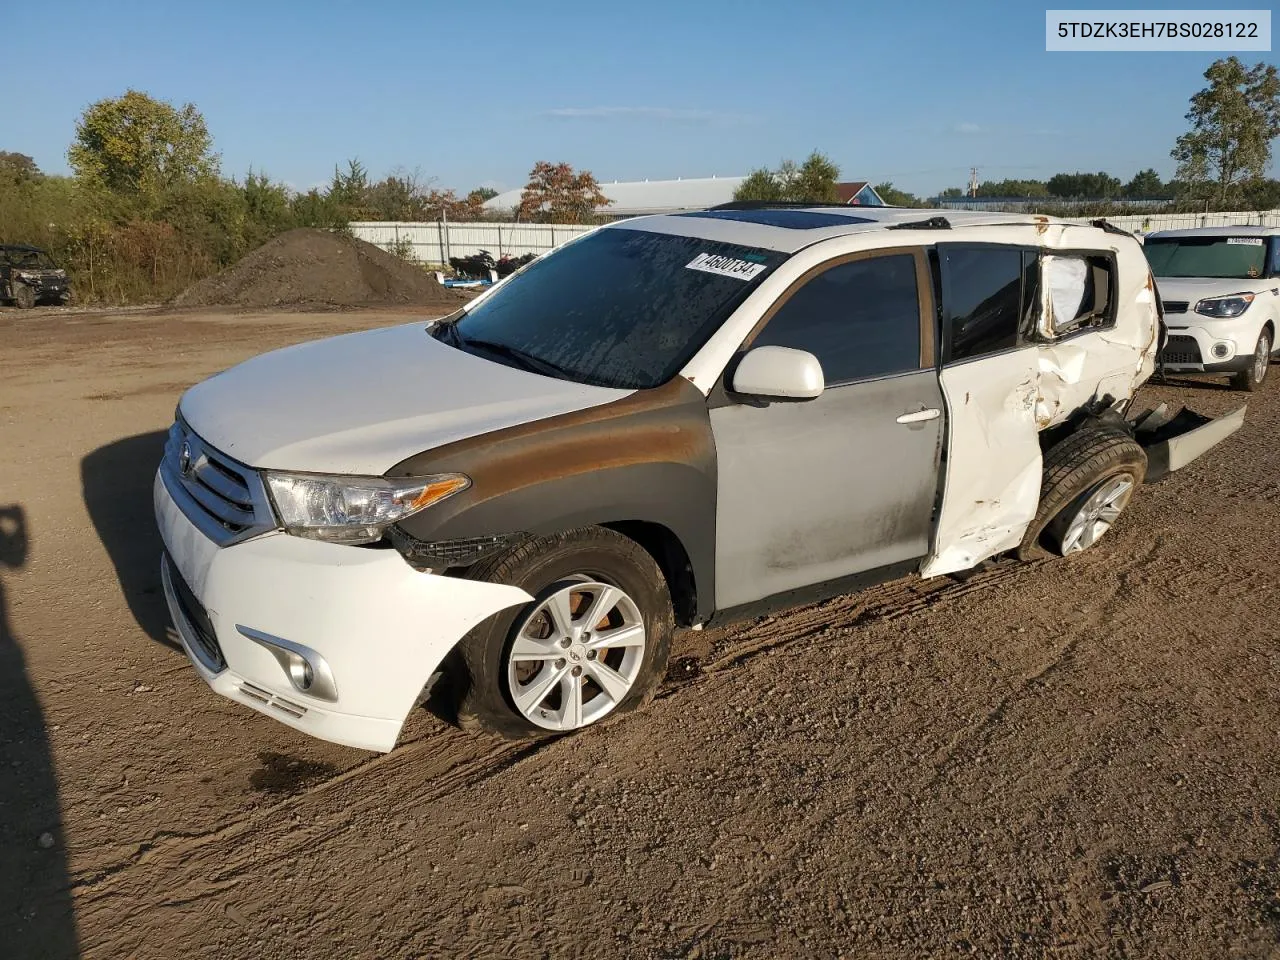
xmin=1194 ymin=293 xmax=1254 ymax=318
xmin=264 ymin=472 xmax=470 ymax=544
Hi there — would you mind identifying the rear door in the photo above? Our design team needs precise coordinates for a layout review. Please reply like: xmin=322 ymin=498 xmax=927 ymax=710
xmin=709 ymin=248 xmax=944 ymax=610
xmin=920 ymin=243 xmax=1045 ymax=576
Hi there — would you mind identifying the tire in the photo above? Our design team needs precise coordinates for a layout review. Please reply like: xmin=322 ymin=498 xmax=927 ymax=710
xmin=1231 ymin=328 xmax=1272 ymax=392
xmin=1016 ymin=426 xmax=1147 ymax=561
xmin=450 ymin=526 xmax=673 ymax=740
xmin=13 ymin=283 xmax=35 ymax=309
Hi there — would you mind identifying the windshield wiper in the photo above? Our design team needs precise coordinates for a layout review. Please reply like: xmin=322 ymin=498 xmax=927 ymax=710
xmin=458 ymin=336 xmax=577 ymax=380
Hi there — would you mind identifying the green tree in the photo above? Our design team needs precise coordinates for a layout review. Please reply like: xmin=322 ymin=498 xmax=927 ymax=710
xmin=1046 ymin=172 xmax=1122 ymax=198
xmin=733 ymin=151 xmax=841 ymax=203
xmin=68 ymin=90 xmax=219 ymax=199
xmin=975 ymin=178 xmax=1050 ymax=198
xmin=0 ymin=152 xmax=41 ymax=186
xmin=1124 ymin=168 xmax=1167 ymax=199
xmin=1172 ymin=57 xmax=1280 ymax=202
xmin=326 ymin=158 xmax=371 ymax=218
xmin=468 ymin=186 xmax=498 ymax=203
xmin=733 ymin=168 xmax=784 ymax=202
xmin=518 ymin=161 xmax=610 ymax=223
xmin=873 ymin=182 xmax=922 ymax=207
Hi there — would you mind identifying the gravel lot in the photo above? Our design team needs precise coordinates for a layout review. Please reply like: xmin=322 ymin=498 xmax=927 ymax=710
xmin=1 ymin=305 xmax=1277 ymax=960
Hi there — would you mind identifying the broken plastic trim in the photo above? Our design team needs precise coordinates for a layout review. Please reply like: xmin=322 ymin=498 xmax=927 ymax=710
xmin=886 ymin=216 xmax=952 ymax=231
xmin=1089 ymin=218 xmax=1133 ymax=238
xmin=387 ymin=526 xmax=526 ymax=570
xmin=1130 ymin=402 xmax=1247 ymax=483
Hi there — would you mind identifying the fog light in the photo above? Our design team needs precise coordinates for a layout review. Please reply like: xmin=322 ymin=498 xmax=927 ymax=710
xmin=1211 ymin=342 xmax=1231 ymax=359
xmin=237 ymin=625 xmax=339 ymax=702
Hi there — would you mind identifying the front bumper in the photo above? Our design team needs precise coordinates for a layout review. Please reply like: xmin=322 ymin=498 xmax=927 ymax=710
xmin=1158 ymin=314 xmax=1269 ymax=374
xmin=154 ymin=468 xmax=532 ymax=752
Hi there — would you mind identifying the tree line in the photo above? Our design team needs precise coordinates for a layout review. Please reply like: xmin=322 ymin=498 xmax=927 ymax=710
xmin=2 ymin=56 xmax=1277 ymax=304
xmin=736 ymin=57 xmax=1280 ymax=211
xmin=0 ymin=90 xmax=608 ymax=304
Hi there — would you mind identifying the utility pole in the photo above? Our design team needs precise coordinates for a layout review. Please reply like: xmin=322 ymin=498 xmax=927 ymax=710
xmin=968 ymin=167 xmax=979 ymax=198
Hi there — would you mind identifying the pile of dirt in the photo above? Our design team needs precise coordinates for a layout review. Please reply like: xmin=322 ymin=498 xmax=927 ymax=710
xmin=173 ymin=228 xmax=468 ymax=309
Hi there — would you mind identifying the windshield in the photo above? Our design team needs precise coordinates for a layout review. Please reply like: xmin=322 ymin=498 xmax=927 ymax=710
xmin=446 ymin=228 xmax=787 ymax=389
xmin=7 ymin=249 xmax=55 ymax=269
xmin=1143 ymin=237 xmax=1268 ymax=279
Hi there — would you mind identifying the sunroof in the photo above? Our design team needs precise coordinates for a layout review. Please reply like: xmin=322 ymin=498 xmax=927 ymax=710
xmin=677 ymin=209 xmax=874 ymax=229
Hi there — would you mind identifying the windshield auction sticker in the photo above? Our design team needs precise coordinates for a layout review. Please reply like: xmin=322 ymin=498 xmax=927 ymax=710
xmin=686 ymin=253 xmax=768 ymax=281
xmin=1227 ymin=237 xmax=1265 ymax=245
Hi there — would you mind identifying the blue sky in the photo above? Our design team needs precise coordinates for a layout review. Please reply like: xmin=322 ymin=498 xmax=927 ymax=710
xmin=9 ymin=1 xmax=1277 ymax=197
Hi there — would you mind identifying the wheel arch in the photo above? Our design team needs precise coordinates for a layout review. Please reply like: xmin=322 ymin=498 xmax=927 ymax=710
xmin=601 ymin=519 xmax=698 ymax=627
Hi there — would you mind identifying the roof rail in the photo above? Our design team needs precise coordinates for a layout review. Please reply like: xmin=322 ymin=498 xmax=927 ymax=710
xmin=886 ymin=216 xmax=952 ymax=231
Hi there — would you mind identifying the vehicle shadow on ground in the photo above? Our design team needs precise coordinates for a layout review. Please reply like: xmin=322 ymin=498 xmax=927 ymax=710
xmin=0 ymin=505 xmax=81 ymax=958
xmin=81 ymin=432 xmax=176 ymax=650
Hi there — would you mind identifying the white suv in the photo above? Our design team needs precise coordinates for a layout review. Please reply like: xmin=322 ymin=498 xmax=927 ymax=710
xmin=154 ymin=205 xmax=1244 ymax=752
xmin=1147 ymin=226 xmax=1280 ymax=391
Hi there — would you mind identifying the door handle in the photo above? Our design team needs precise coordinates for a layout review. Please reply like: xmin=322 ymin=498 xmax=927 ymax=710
xmin=896 ymin=408 xmax=941 ymax=424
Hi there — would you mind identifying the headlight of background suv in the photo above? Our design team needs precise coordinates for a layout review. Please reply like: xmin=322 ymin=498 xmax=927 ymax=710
xmin=1194 ymin=294 xmax=1255 ymax=318
xmin=264 ymin=472 xmax=470 ymax=544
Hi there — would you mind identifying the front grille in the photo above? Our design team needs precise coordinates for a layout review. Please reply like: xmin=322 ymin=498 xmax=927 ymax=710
xmin=1160 ymin=335 xmax=1202 ymax=365
xmin=1162 ymin=300 xmax=1189 ymax=315
xmin=161 ymin=419 xmax=276 ymax=546
xmin=163 ymin=551 xmax=225 ymax=670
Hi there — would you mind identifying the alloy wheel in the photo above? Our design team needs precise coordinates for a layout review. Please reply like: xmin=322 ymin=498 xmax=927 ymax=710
xmin=506 ymin=578 xmax=647 ymax=731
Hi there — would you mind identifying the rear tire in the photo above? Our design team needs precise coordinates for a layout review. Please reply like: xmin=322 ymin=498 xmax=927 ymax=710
xmin=1016 ymin=426 xmax=1147 ymax=561
xmin=450 ymin=526 xmax=673 ymax=740
xmin=1231 ymin=329 xmax=1272 ymax=392
xmin=13 ymin=284 xmax=35 ymax=309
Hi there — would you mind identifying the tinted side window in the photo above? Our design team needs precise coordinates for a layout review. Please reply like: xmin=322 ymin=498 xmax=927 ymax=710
xmin=751 ymin=254 xmax=921 ymax=384
xmin=941 ymin=246 xmax=1025 ymax=362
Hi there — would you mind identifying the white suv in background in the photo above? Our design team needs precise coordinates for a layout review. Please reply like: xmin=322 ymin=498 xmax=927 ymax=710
xmin=1147 ymin=226 xmax=1280 ymax=391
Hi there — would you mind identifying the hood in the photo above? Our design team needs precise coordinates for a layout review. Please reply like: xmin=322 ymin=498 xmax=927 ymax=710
xmin=178 ymin=321 xmax=631 ymax=474
xmin=1155 ymin=276 xmax=1277 ymax=302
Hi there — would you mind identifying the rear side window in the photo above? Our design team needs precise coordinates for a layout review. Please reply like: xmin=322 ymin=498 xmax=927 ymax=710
xmin=939 ymin=245 xmax=1039 ymax=363
xmin=1043 ymin=253 xmax=1115 ymax=336
xmin=750 ymin=254 xmax=921 ymax=385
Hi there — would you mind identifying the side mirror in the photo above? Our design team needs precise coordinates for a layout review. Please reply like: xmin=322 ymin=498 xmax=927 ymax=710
xmin=730 ymin=345 xmax=824 ymax=401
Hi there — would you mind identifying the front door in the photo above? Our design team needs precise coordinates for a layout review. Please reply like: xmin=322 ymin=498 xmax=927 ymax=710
xmin=709 ymin=248 xmax=944 ymax=610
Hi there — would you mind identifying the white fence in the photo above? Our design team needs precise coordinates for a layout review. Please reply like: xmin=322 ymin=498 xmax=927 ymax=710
xmin=1080 ymin=209 xmax=1280 ymax=234
xmin=349 ymin=221 xmax=595 ymax=264
xmin=352 ymin=208 xmax=1280 ymax=264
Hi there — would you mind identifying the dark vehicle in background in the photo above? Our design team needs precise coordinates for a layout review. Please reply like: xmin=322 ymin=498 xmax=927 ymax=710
xmin=1 ymin=245 xmax=71 ymax=308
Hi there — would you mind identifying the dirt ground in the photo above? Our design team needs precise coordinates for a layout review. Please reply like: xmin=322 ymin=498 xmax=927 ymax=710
xmin=0 ymin=303 xmax=1277 ymax=960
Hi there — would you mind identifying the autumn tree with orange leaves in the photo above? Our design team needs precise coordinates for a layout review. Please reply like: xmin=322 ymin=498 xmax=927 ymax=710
xmin=517 ymin=161 xmax=610 ymax=223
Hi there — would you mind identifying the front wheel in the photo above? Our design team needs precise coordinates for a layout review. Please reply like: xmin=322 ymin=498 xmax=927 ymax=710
xmin=13 ymin=283 xmax=35 ymax=309
xmin=451 ymin=527 xmax=673 ymax=740
xmin=1231 ymin=329 xmax=1272 ymax=392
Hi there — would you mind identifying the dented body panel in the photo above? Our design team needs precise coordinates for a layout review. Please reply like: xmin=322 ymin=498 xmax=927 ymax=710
xmin=154 ymin=206 xmax=1244 ymax=753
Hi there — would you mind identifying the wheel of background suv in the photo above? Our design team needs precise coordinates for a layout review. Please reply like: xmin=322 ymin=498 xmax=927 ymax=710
xmin=1231 ymin=328 xmax=1272 ymax=392
xmin=451 ymin=526 xmax=673 ymax=740
xmin=1016 ymin=426 xmax=1147 ymax=560
xmin=13 ymin=283 xmax=35 ymax=309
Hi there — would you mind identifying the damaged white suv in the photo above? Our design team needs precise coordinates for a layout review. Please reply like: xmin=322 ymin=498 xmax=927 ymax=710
xmin=154 ymin=204 xmax=1244 ymax=752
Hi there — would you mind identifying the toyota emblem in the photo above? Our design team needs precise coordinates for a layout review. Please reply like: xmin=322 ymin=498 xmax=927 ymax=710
xmin=178 ymin=440 xmax=193 ymax=476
